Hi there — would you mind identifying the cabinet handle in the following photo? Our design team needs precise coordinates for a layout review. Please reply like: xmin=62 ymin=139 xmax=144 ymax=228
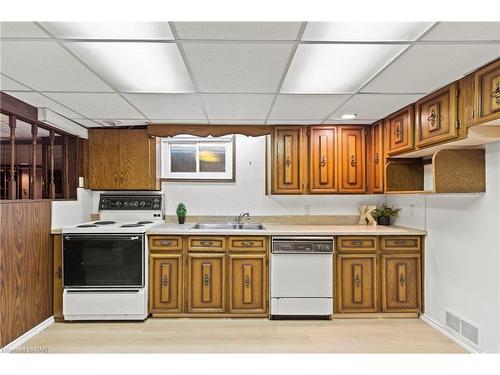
xmin=351 ymin=240 xmax=363 ymax=246
xmin=56 ymin=266 xmax=62 ymax=279
xmin=354 ymin=274 xmax=361 ymax=287
xmin=374 ymin=153 xmax=379 ymax=164
xmin=491 ymin=84 xmax=500 ymax=98
xmin=241 ymin=241 xmax=255 ymax=247
xmin=285 ymin=157 xmax=292 ymax=166
xmin=161 ymin=274 xmax=169 ymax=287
xmin=203 ymin=272 xmax=210 ymax=287
xmin=320 ymin=155 xmax=326 ymax=167
xmin=427 ymin=108 xmax=439 ymax=127
xmin=159 ymin=240 xmax=172 ymax=246
xmin=244 ymin=275 xmax=251 ymax=288
xmin=399 ymin=273 xmax=406 ymax=287
xmin=350 ymin=155 xmax=356 ymax=167
xmin=394 ymin=127 xmax=401 ymax=137
xmin=200 ymin=240 xmax=213 ymax=247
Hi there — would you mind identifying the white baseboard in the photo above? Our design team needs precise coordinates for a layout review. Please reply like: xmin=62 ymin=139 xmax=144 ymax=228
xmin=420 ymin=314 xmax=480 ymax=353
xmin=0 ymin=316 xmax=54 ymax=353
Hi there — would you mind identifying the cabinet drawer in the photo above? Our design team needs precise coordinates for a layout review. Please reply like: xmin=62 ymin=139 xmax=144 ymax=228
xmin=381 ymin=236 xmax=421 ymax=252
xmin=187 ymin=236 xmax=226 ymax=252
xmin=337 ymin=236 xmax=377 ymax=253
xmin=149 ymin=236 xmax=183 ymax=251
xmin=228 ymin=237 xmax=267 ymax=252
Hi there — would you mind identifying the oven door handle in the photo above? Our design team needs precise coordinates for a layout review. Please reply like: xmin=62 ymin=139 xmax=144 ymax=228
xmin=64 ymin=235 xmax=142 ymax=241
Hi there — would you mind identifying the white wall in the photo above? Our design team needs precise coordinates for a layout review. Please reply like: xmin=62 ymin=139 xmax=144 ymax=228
xmin=388 ymin=142 xmax=500 ymax=353
xmin=51 ymin=187 xmax=92 ymax=229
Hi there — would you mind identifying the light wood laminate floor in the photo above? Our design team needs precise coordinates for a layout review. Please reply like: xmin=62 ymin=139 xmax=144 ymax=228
xmin=20 ymin=318 xmax=466 ymax=353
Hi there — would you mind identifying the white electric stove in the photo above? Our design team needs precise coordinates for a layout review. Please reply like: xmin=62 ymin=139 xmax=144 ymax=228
xmin=61 ymin=193 xmax=164 ymax=321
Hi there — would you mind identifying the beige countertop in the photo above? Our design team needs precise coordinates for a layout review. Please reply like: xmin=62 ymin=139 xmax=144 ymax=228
xmin=147 ymin=223 xmax=426 ymax=236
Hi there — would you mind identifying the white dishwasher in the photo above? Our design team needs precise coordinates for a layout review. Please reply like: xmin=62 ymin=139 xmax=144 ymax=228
xmin=270 ymin=236 xmax=334 ymax=319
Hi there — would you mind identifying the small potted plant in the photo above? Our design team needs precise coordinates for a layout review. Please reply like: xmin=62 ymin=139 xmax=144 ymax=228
xmin=371 ymin=204 xmax=401 ymax=226
xmin=176 ymin=203 xmax=187 ymax=224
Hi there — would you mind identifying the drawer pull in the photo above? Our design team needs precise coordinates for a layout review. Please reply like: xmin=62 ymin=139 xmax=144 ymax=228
xmin=350 ymin=240 xmax=363 ymax=246
xmin=354 ymin=273 xmax=361 ymax=287
xmin=241 ymin=241 xmax=255 ymax=247
xmin=399 ymin=273 xmax=406 ymax=287
xmin=159 ymin=240 xmax=173 ymax=246
xmin=200 ymin=240 xmax=214 ymax=247
xmin=491 ymin=84 xmax=500 ymax=98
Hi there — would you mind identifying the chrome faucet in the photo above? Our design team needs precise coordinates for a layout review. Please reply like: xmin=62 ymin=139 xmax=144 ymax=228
xmin=234 ymin=212 xmax=250 ymax=224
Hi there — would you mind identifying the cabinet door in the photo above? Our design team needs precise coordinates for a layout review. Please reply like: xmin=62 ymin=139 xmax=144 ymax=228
xmin=120 ymin=129 xmax=156 ymax=190
xmin=381 ymin=254 xmax=421 ymax=313
xmin=416 ymin=83 xmax=458 ymax=148
xmin=368 ymin=121 xmax=384 ymax=193
xmin=309 ymin=126 xmax=337 ymax=193
xmin=229 ymin=254 xmax=267 ymax=313
xmin=336 ymin=254 xmax=377 ymax=313
xmin=88 ymin=129 xmax=121 ymax=189
xmin=338 ymin=126 xmax=366 ymax=193
xmin=273 ymin=127 xmax=305 ymax=194
xmin=150 ymin=253 xmax=183 ymax=313
xmin=386 ymin=105 xmax=415 ymax=155
xmin=187 ymin=253 xmax=226 ymax=313
xmin=474 ymin=59 xmax=500 ymax=125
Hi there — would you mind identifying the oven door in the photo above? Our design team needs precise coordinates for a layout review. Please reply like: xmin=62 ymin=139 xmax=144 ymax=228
xmin=63 ymin=234 xmax=144 ymax=288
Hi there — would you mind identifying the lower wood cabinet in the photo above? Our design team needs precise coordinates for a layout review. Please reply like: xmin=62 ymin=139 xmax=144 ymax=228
xmin=335 ymin=236 xmax=424 ymax=316
xmin=187 ymin=253 xmax=226 ymax=313
xmin=336 ymin=254 xmax=378 ymax=313
xmin=229 ymin=254 xmax=267 ymax=313
xmin=380 ymin=254 xmax=421 ymax=313
xmin=150 ymin=253 xmax=183 ymax=313
xmin=149 ymin=235 xmax=268 ymax=317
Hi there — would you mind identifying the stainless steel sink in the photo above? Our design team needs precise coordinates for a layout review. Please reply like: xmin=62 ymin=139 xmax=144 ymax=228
xmin=191 ymin=223 xmax=265 ymax=230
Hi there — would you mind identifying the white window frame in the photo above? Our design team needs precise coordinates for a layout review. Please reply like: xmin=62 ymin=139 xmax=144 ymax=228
xmin=161 ymin=135 xmax=235 ymax=181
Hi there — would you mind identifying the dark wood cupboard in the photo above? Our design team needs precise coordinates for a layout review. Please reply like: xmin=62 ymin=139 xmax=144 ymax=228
xmin=337 ymin=126 xmax=366 ymax=193
xmin=415 ymin=83 xmax=459 ymax=148
xmin=368 ymin=121 xmax=384 ymax=193
xmin=474 ymin=58 xmax=500 ymax=125
xmin=88 ymin=128 xmax=159 ymax=190
xmin=309 ymin=126 xmax=337 ymax=193
xmin=272 ymin=126 xmax=305 ymax=194
xmin=385 ymin=105 xmax=415 ymax=155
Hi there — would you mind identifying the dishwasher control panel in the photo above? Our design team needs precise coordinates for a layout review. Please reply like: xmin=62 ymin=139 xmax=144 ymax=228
xmin=272 ymin=237 xmax=334 ymax=254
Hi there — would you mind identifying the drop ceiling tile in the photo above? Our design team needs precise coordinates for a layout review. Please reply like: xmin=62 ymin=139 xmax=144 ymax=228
xmin=0 ymin=22 xmax=49 ymax=38
xmin=123 ymin=94 xmax=206 ymax=119
xmin=64 ymin=42 xmax=194 ymax=92
xmin=362 ymin=43 xmax=500 ymax=94
xmin=150 ymin=119 xmax=209 ymax=124
xmin=201 ymin=94 xmax=274 ymax=120
xmin=210 ymin=119 xmax=267 ymax=125
xmin=3 ymin=91 xmax=83 ymax=118
xmin=281 ymin=44 xmax=408 ymax=93
xmin=330 ymin=94 xmax=424 ymax=121
xmin=302 ymin=22 xmax=433 ymax=41
xmin=182 ymin=42 xmax=294 ymax=93
xmin=267 ymin=119 xmax=324 ymax=125
xmin=422 ymin=22 xmax=500 ymax=41
xmin=174 ymin=22 xmax=302 ymax=40
xmin=269 ymin=94 xmax=349 ymax=120
xmin=41 ymin=22 xmax=174 ymax=39
xmin=1 ymin=75 xmax=31 ymax=90
xmin=0 ymin=40 xmax=112 ymax=92
xmin=324 ymin=119 xmax=374 ymax=125
xmin=44 ymin=93 xmax=144 ymax=119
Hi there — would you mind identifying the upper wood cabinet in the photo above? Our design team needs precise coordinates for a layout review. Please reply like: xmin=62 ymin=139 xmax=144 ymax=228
xmin=415 ymin=83 xmax=459 ymax=148
xmin=385 ymin=105 xmax=415 ymax=155
xmin=272 ymin=126 xmax=305 ymax=194
xmin=309 ymin=126 xmax=338 ymax=193
xmin=337 ymin=126 xmax=366 ymax=193
xmin=88 ymin=128 xmax=159 ymax=190
xmin=474 ymin=58 xmax=500 ymax=125
xmin=368 ymin=121 xmax=384 ymax=193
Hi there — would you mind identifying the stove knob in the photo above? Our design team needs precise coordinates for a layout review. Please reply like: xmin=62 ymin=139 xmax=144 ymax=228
xmin=123 ymin=201 xmax=129 ymax=207
xmin=153 ymin=204 xmax=160 ymax=209
xmin=134 ymin=201 xmax=139 ymax=207
xmin=116 ymin=201 xmax=122 ymax=207
xmin=140 ymin=201 xmax=146 ymax=207
xmin=153 ymin=198 xmax=160 ymax=203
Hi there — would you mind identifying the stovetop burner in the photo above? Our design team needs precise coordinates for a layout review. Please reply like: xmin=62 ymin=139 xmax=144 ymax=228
xmin=120 ymin=223 xmax=145 ymax=228
xmin=94 ymin=221 xmax=116 ymax=225
xmin=77 ymin=224 xmax=98 ymax=228
xmin=137 ymin=221 xmax=153 ymax=224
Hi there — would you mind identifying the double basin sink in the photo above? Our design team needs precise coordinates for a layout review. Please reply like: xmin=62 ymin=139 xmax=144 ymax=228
xmin=190 ymin=223 xmax=265 ymax=230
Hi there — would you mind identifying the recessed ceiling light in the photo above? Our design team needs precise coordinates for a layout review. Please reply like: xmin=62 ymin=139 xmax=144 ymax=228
xmin=341 ymin=113 xmax=358 ymax=120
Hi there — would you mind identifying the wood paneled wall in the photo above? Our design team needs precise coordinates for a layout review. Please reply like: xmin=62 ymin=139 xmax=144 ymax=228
xmin=0 ymin=200 xmax=52 ymax=347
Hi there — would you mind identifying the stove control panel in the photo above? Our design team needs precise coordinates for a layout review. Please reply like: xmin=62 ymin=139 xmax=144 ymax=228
xmin=99 ymin=194 xmax=163 ymax=211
